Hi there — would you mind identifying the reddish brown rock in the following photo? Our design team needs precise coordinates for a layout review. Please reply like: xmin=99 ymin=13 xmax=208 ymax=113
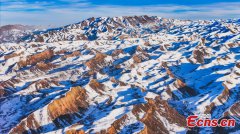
xmin=0 ymin=89 xmax=11 ymax=97
xmin=176 ymin=79 xmax=186 ymax=88
xmin=4 ymin=52 xmax=24 ymax=60
xmin=89 ymin=79 xmax=105 ymax=95
xmin=0 ymin=78 xmax=21 ymax=97
xmin=35 ymin=35 xmax=44 ymax=42
xmin=28 ymin=78 xmax=59 ymax=90
xmin=85 ymin=53 xmax=107 ymax=71
xmin=18 ymin=49 xmax=54 ymax=68
xmin=217 ymin=83 xmax=230 ymax=103
xmin=193 ymin=49 xmax=205 ymax=64
xmin=111 ymin=49 xmax=123 ymax=57
xmin=55 ymin=49 xmax=67 ymax=55
xmin=144 ymin=42 xmax=150 ymax=46
xmin=227 ymin=43 xmax=239 ymax=48
xmin=9 ymin=114 xmax=40 ymax=134
xmin=166 ymin=68 xmax=175 ymax=78
xmin=30 ymin=61 xmax=56 ymax=72
xmin=62 ymin=50 xmax=81 ymax=59
xmin=133 ymin=53 xmax=149 ymax=63
xmin=225 ymin=101 xmax=240 ymax=117
xmin=174 ymin=79 xmax=197 ymax=97
xmin=118 ymin=35 xmax=129 ymax=40
xmin=96 ymin=114 xmax=128 ymax=134
xmin=132 ymin=97 xmax=186 ymax=134
xmin=76 ymin=34 xmax=88 ymax=40
xmin=47 ymin=86 xmax=88 ymax=120
xmin=204 ymin=103 xmax=215 ymax=114
xmin=110 ymin=77 xmax=126 ymax=86
xmin=66 ymin=129 xmax=85 ymax=134
xmin=236 ymin=62 xmax=240 ymax=68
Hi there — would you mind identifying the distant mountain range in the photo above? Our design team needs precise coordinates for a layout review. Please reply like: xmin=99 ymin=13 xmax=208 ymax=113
xmin=0 ymin=15 xmax=239 ymax=134
xmin=0 ymin=24 xmax=45 ymax=43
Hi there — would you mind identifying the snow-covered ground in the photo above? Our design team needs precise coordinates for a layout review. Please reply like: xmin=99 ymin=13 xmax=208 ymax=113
xmin=0 ymin=16 xmax=239 ymax=134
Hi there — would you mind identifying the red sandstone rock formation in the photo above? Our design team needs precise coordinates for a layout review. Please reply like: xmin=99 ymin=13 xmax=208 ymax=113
xmin=18 ymin=49 xmax=54 ymax=68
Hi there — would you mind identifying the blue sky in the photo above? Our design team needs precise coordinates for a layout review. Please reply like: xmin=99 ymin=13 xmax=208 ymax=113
xmin=0 ymin=0 xmax=240 ymax=27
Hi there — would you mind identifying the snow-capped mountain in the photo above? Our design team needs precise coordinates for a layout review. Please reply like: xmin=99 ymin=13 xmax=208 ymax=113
xmin=0 ymin=15 xmax=239 ymax=134
xmin=0 ymin=24 xmax=41 ymax=43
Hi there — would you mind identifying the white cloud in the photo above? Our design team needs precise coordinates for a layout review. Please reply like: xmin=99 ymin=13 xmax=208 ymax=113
xmin=0 ymin=2 xmax=240 ymax=26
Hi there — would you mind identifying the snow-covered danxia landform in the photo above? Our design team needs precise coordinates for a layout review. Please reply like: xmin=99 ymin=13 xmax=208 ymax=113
xmin=0 ymin=16 xmax=239 ymax=134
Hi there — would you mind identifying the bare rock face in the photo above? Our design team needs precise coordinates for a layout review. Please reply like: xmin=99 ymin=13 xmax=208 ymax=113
xmin=227 ymin=42 xmax=240 ymax=48
xmin=62 ymin=50 xmax=81 ymax=60
xmin=217 ymin=83 xmax=230 ymax=103
xmin=95 ymin=95 xmax=187 ymax=134
xmin=110 ymin=77 xmax=126 ymax=86
xmin=85 ymin=53 xmax=107 ymax=71
xmin=224 ymin=101 xmax=240 ymax=117
xmin=4 ymin=52 xmax=24 ymax=60
xmin=9 ymin=114 xmax=41 ymax=134
xmin=191 ymin=44 xmax=212 ymax=64
xmin=30 ymin=61 xmax=56 ymax=72
xmin=89 ymin=79 xmax=105 ymax=94
xmin=132 ymin=97 xmax=187 ymax=134
xmin=0 ymin=78 xmax=21 ymax=97
xmin=96 ymin=114 xmax=129 ymax=134
xmin=47 ymin=86 xmax=88 ymax=120
xmin=66 ymin=129 xmax=85 ymax=134
xmin=132 ymin=53 xmax=149 ymax=63
xmin=236 ymin=62 xmax=240 ymax=68
xmin=18 ymin=49 xmax=54 ymax=68
xmin=111 ymin=49 xmax=124 ymax=57
xmin=132 ymin=47 xmax=149 ymax=63
xmin=193 ymin=49 xmax=205 ymax=63
xmin=33 ymin=78 xmax=59 ymax=90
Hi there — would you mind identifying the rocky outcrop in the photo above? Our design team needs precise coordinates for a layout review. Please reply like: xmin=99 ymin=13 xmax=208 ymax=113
xmin=205 ymin=83 xmax=233 ymax=114
xmin=191 ymin=45 xmax=212 ymax=64
xmin=224 ymin=101 xmax=240 ymax=117
xmin=193 ymin=49 xmax=205 ymax=64
xmin=164 ymin=67 xmax=197 ymax=98
xmin=111 ymin=49 xmax=124 ymax=57
xmin=0 ymin=78 xmax=21 ymax=97
xmin=132 ymin=53 xmax=149 ymax=63
xmin=62 ymin=50 xmax=81 ymax=60
xmin=85 ymin=53 xmax=107 ymax=71
xmin=217 ymin=83 xmax=230 ymax=103
xmin=4 ymin=52 xmax=24 ymax=60
xmin=32 ymin=78 xmax=59 ymax=90
xmin=227 ymin=43 xmax=240 ymax=48
xmin=9 ymin=114 xmax=40 ymax=134
xmin=89 ymin=79 xmax=105 ymax=95
xmin=94 ymin=96 xmax=187 ymax=134
xmin=30 ymin=61 xmax=56 ymax=72
xmin=110 ymin=77 xmax=127 ymax=86
xmin=47 ymin=86 xmax=88 ymax=120
xmin=132 ymin=97 xmax=187 ymax=134
xmin=66 ymin=129 xmax=85 ymax=134
xmin=24 ymin=15 xmax=162 ymax=43
xmin=175 ymin=79 xmax=197 ymax=97
xmin=18 ymin=49 xmax=54 ymax=68
xmin=204 ymin=103 xmax=216 ymax=114
xmin=96 ymin=114 xmax=128 ymax=134
xmin=132 ymin=48 xmax=149 ymax=63
xmin=236 ymin=62 xmax=240 ymax=68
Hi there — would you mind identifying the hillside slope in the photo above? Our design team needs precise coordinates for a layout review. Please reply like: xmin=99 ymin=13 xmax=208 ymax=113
xmin=0 ymin=16 xmax=239 ymax=134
